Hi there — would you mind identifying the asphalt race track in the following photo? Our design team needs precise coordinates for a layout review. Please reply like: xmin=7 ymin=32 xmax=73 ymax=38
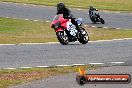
xmin=0 ymin=2 xmax=132 ymax=29
xmin=0 ymin=39 xmax=132 ymax=68
xmin=0 ymin=2 xmax=132 ymax=88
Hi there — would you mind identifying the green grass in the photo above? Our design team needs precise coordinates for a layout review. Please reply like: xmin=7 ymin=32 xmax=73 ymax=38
xmin=0 ymin=17 xmax=132 ymax=44
xmin=0 ymin=65 xmax=98 ymax=88
xmin=0 ymin=0 xmax=132 ymax=11
xmin=0 ymin=17 xmax=57 ymax=44
xmin=87 ymin=27 xmax=132 ymax=40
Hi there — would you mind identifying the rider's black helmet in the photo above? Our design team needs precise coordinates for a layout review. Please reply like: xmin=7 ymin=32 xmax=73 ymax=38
xmin=89 ymin=6 xmax=94 ymax=10
xmin=57 ymin=2 xmax=65 ymax=11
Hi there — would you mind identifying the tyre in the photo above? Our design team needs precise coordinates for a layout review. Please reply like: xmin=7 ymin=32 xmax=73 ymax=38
xmin=100 ymin=18 xmax=105 ymax=24
xmin=78 ymin=27 xmax=89 ymax=44
xmin=56 ymin=31 xmax=69 ymax=45
xmin=76 ymin=75 xmax=86 ymax=85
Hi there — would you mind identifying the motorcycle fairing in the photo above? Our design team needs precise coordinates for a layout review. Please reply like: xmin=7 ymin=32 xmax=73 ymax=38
xmin=67 ymin=21 xmax=78 ymax=36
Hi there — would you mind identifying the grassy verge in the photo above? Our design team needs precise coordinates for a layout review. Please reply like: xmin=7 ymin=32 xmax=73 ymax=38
xmin=87 ymin=27 xmax=132 ymax=40
xmin=0 ymin=65 xmax=98 ymax=88
xmin=0 ymin=17 xmax=132 ymax=44
xmin=0 ymin=0 xmax=132 ymax=11
xmin=0 ymin=17 xmax=57 ymax=44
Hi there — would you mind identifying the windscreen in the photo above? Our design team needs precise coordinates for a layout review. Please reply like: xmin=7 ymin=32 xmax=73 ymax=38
xmin=53 ymin=14 xmax=63 ymax=21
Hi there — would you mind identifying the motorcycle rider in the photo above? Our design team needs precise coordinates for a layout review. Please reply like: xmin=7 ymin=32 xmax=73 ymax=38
xmin=56 ymin=2 xmax=80 ymax=32
xmin=89 ymin=6 xmax=98 ymax=17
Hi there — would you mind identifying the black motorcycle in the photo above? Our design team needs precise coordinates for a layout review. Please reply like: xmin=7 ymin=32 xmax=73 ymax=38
xmin=89 ymin=10 xmax=105 ymax=24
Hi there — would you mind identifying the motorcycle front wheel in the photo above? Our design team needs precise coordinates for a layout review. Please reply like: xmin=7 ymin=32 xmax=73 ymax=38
xmin=56 ymin=31 xmax=69 ymax=45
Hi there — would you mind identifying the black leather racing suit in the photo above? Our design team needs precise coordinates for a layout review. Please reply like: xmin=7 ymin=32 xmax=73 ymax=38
xmin=89 ymin=7 xmax=98 ymax=17
xmin=57 ymin=8 xmax=80 ymax=31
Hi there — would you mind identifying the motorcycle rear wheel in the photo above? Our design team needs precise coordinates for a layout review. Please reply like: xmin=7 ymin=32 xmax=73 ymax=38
xmin=78 ymin=27 xmax=89 ymax=44
xmin=100 ymin=18 xmax=105 ymax=24
xmin=56 ymin=31 xmax=69 ymax=45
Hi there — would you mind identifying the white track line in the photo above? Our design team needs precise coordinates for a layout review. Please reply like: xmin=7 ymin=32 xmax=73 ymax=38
xmin=77 ymin=9 xmax=81 ymax=10
xmin=116 ymin=28 xmax=121 ymax=29
xmin=90 ymin=38 xmax=132 ymax=43
xmin=0 ymin=38 xmax=132 ymax=46
xmin=3 ymin=68 xmax=16 ymax=70
xmin=124 ymin=38 xmax=132 ymax=40
xmin=91 ymin=26 xmax=96 ymax=28
xmin=33 ymin=20 xmax=39 ymax=22
xmin=89 ymin=40 xmax=114 ymax=43
xmin=24 ymin=19 xmax=29 ymax=20
xmin=19 ymin=43 xmax=45 ymax=45
xmin=46 ymin=21 xmax=50 ymax=22
xmin=43 ymin=42 xmax=59 ymax=44
xmin=88 ymin=63 xmax=104 ymax=65
xmin=19 ymin=67 xmax=32 ymax=69
xmin=19 ymin=42 xmax=59 ymax=45
xmin=0 ymin=44 xmax=16 ymax=46
xmin=103 ymin=27 xmax=108 ymax=29
xmin=72 ymin=64 xmax=85 ymax=66
xmin=0 ymin=61 xmax=126 ymax=70
xmin=23 ymin=4 xmax=27 ymax=5
xmin=36 ymin=66 xmax=50 ymax=68
xmin=55 ymin=65 xmax=71 ymax=67
xmin=113 ymin=39 xmax=125 ymax=40
xmin=110 ymin=62 xmax=125 ymax=64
